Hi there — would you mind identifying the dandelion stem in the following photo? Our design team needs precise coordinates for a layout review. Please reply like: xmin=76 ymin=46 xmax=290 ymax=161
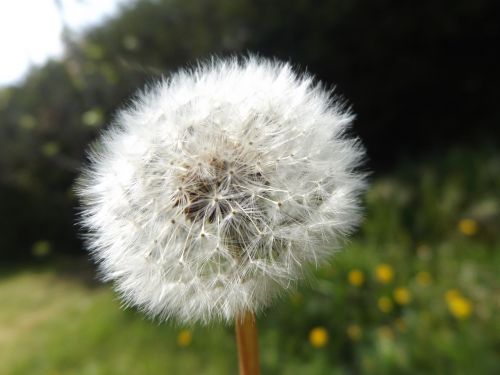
xmin=235 ymin=310 xmax=260 ymax=375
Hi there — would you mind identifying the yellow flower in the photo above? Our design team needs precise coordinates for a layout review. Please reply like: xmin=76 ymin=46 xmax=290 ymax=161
xmin=375 ymin=264 xmax=394 ymax=284
xmin=346 ymin=324 xmax=363 ymax=341
xmin=445 ymin=291 xmax=472 ymax=319
xmin=416 ymin=271 xmax=432 ymax=287
xmin=393 ymin=287 xmax=411 ymax=305
xmin=458 ymin=218 xmax=478 ymax=236
xmin=448 ymin=297 xmax=472 ymax=319
xmin=377 ymin=296 xmax=393 ymax=313
xmin=445 ymin=289 xmax=461 ymax=303
xmin=348 ymin=269 xmax=365 ymax=287
xmin=309 ymin=327 xmax=329 ymax=348
xmin=177 ymin=329 xmax=193 ymax=347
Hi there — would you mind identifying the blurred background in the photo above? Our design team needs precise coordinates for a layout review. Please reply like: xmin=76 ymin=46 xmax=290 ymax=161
xmin=0 ymin=0 xmax=498 ymax=374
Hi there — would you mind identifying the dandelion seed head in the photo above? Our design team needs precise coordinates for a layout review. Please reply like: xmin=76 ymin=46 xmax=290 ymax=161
xmin=77 ymin=56 xmax=367 ymax=324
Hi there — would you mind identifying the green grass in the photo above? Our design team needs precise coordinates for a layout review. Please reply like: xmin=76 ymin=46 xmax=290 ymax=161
xmin=1 ymin=148 xmax=499 ymax=374
xmin=0 ymin=267 xmax=236 ymax=375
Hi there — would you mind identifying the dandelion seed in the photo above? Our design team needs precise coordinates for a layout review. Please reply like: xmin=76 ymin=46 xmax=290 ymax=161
xmin=76 ymin=56 xmax=366 ymax=325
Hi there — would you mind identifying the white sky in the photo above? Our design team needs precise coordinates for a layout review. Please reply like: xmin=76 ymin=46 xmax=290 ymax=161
xmin=0 ymin=0 xmax=128 ymax=86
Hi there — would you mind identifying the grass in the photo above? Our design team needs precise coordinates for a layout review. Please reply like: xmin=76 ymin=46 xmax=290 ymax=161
xmin=0 ymin=266 xmax=236 ymax=375
xmin=1 ymin=148 xmax=499 ymax=374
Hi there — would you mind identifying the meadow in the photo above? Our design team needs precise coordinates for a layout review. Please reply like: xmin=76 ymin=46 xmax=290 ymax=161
xmin=1 ymin=148 xmax=498 ymax=374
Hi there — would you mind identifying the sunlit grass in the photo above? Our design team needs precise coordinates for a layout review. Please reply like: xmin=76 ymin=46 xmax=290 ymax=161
xmin=0 ymin=268 xmax=236 ymax=375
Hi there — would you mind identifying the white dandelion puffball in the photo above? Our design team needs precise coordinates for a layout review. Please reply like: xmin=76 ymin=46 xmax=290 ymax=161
xmin=78 ymin=57 xmax=366 ymax=324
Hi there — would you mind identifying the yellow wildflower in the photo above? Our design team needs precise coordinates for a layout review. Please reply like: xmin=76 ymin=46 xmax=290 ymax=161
xmin=346 ymin=324 xmax=363 ymax=341
xmin=393 ymin=287 xmax=411 ymax=305
xmin=348 ymin=269 xmax=365 ymax=287
xmin=378 ymin=296 xmax=393 ymax=313
xmin=416 ymin=271 xmax=432 ymax=286
xmin=309 ymin=327 xmax=329 ymax=348
xmin=445 ymin=291 xmax=472 ymax=319
xmin=375 ymin=264 xmax=394 ymax=284
xmin=445 ymin=289 xmax=461 ymax=303
xmin=458 ymin=218 xmax=478 ymax=236
xmin=448 ymin=297 xmax=472 ymax=319
xmin=177 ymin=329 xmax=193 ymax=347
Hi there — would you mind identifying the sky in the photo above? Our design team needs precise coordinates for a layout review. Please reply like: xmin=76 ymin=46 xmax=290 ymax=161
xmin=0 ymin=0 xmax=128 ymax=86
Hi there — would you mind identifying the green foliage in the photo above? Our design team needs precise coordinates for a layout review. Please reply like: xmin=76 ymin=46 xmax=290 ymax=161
xmin=0 ymin=150 xmax=498 ymax=374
